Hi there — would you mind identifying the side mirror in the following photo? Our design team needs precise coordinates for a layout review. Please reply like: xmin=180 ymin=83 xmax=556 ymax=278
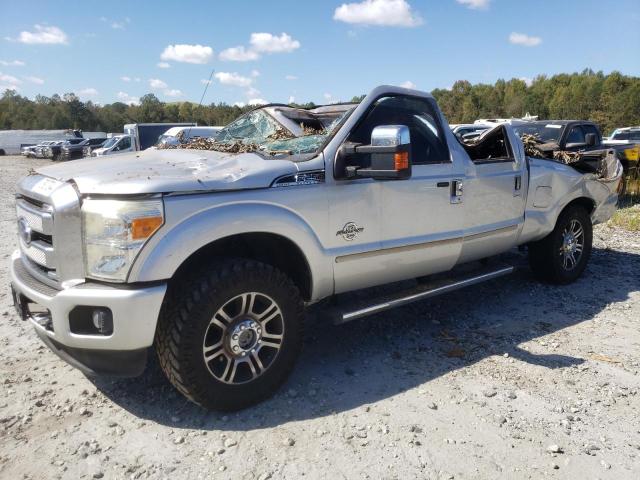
xmin=585 ymin=133 xmax=597 ymax=147
xmin=337 ymin=125 xmax=412 ymax=180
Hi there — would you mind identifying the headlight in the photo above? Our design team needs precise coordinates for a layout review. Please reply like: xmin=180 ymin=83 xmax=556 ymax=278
xmin=82 ymin=199 xmax=164 ymax=281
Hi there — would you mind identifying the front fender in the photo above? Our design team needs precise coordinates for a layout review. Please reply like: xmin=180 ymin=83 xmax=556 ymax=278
xmin=128 ymin=198 xmax=333 ymax=301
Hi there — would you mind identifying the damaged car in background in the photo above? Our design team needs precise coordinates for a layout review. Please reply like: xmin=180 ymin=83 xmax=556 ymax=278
xmin=10 ymin=85 xmax=622 ymax=411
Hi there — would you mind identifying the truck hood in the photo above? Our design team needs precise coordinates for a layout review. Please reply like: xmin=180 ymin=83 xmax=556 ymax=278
xmin=36 ymin=148 xmax=301 ymax=194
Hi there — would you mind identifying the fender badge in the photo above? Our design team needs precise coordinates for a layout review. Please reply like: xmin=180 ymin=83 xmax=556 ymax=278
xmin=336 ymin=222 xmax=364 ymax=241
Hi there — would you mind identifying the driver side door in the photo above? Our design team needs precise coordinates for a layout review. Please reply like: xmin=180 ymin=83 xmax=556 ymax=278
xmin=329 ymin=94 xmax=466 ymax=293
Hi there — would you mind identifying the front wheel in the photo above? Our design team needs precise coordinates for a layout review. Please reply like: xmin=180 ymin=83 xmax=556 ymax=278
xmin=156 ymin=259 xmax=304 ymax=411
xmin=528 ymin=205 xmax=593 ymax=284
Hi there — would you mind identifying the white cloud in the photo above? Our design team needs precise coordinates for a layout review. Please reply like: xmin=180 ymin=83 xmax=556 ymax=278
xmin=248 ymin=98 xmax=268 ymax=106
xmin=219 ymin=33 xmax=300 ymax=62
xmin=12 ymin=25 xmax=68 ymax=45
xmin=120 ymin=76 xmax=131 ymax=82
xmin=79 ymin=87 xmax=98 ymax=96
xmin=214 ymin=72 xmax=253 ymax=88
xmin=111 ymin=22 xmax=125 ymax=30
xmin=288 ymin=96 xmax=295 ymax=104
xmin=200 ymin=79 xmax=212 ymax=85
xmin=164 ymin=89 xmax=183 ymax=97
xmin=0 ymin=85 xmax=19 ymax=91
xmin=519 ymin=77 xmax=533 ymax=87
xmin=233 ymin=101 xmax=246 ymax=108
xmin=250 ymin=32 xmax=301 ymax=53
xmin=456 ymin=0 xmax=490 ymax=9
xmin=399 ymin=80 xmax=416 ymax=89
xmin=219 ymin=46 xmax=260 ymax=62
xmin=323 ymin=93 xmax=340 ymax=104
xmin=25 ymin=76 xmax=44 ymax=85
xmin=157 ymin=62 xmax=170 ymax=69
xmin=160 ymin=44 xmax=213 ymax=64
xmin=509 ymin=32 xmax=542 ymax=47
xmin=285 ymin=75 xmax=298 ymax=80
xmin=0 ymin=72 xmax=21 ymax=85
xmin=251 ymin=69 xmax=260 ymax=77
xmin=149 ymin=78 xmax=168 ymax=89
xmin=333 ymin=0 xmax=423 ymax=27
xmin=245 ymin=86 xmax=261 ymax=97
xmin=134 ymin=77 xmax=141 ymax=82
xmin=117 ymin=91 xmax=140 ymax=105
xmin=0 ymin=60 xmax=25 ymax=67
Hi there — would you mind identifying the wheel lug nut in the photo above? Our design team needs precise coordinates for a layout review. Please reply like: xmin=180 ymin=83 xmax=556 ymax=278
xmin=232 ymin=334 xmax=238 ymax=340
xmin=233 ymin=345 xmax=239 ymax=351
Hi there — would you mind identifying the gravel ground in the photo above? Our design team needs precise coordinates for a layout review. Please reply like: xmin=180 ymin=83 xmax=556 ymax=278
xmin=1 ymin=155 xmax=639 ymax=480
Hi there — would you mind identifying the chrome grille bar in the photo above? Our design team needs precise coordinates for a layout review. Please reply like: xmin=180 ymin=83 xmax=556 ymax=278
xmin=19 ymin=238 xmax=55 ymax=268
xmin=16 ymin=199 xmax=53 ymax=235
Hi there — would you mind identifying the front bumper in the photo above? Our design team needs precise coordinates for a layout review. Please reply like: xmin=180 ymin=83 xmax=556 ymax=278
xmin=9 ymin=250 xmax=167 ymax=376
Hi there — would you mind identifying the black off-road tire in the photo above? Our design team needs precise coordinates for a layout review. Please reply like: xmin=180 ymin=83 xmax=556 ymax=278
xmin=155 ymin=259 xmax=304 ymax=411
xmin=528 ymin=205 xmax=592 ymax=284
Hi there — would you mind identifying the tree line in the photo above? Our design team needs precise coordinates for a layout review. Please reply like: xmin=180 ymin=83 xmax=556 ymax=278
xmin=1 ymin=69 xmax=638 ymax=135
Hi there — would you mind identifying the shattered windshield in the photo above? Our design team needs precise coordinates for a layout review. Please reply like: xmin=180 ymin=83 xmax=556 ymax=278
xmin=159 ymin=106 xmax=353 ymax=156
xmin=513 ymin=123 xmax=565 ymax=143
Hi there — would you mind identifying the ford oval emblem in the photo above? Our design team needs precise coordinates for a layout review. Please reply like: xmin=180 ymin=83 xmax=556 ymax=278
xmin=18 ymin=217 xmax=32 ymax=247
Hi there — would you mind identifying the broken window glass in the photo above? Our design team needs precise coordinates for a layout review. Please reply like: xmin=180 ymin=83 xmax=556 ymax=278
xmin=160 ymin=106 xmax=355 ymax=157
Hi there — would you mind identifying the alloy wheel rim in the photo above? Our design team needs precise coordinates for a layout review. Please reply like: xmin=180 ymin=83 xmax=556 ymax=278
xmin=202 ymin=292 xmax=284 ymax=385
xmin=559 ymin=219 xmax=584 ymax=271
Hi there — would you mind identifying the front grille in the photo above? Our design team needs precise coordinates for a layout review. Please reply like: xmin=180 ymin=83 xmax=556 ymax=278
xmin=16 ymin=195 xmax=58 ymax=283
xmin=12 ymin=255 xmax=59 ymax=297
xmin=16 ymin=175 xmax=84 ymax=285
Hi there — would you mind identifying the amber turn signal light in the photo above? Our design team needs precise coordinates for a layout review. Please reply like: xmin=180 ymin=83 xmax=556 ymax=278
xmin=394 ymin=151 xmax=409 ymax=170
xmin=131 ymin=216 xmax=163 ymax=240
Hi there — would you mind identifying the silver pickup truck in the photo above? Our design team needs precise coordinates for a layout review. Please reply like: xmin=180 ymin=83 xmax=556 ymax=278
xmin=10 ymin=86 xmax=622 ymax=410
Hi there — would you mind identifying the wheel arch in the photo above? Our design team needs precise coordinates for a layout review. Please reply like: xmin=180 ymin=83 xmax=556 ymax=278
xmin=129 ymin=201 xmax=332 ymax=302
xmin=560 ymin=196 xmax=596 ymax=217
xmin=170 ymin=232 xmax=314 ymax=301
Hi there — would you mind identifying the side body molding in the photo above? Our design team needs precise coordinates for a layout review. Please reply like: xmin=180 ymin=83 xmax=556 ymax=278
xmin=128 ymin=198 xmax=333 ymax=302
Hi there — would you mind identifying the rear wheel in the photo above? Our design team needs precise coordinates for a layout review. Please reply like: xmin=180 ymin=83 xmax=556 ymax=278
xmin=156 ymin=259 xmax=304 ymax=411
xmin=528 ymin=205 xmax=592 ymax=284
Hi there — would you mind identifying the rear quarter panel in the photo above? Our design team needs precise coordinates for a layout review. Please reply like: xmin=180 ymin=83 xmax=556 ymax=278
xmin=519 ymin=157 xmax=619 ymax=244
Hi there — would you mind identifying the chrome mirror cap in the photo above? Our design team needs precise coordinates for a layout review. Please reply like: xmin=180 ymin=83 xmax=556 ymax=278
xmin=371 ymin=125 xmax=411 ymax=147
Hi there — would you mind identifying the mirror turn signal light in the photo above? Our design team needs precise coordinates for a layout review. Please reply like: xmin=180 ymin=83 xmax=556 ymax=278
xmin=131 ymin=216 xmax=163 ymax=240
xmin=394 ymin=151 xmax=409 ymax=170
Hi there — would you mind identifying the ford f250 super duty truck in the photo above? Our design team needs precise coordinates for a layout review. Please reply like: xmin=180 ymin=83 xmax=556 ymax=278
xmin=9 ymin=86 xmax=623 ymax=410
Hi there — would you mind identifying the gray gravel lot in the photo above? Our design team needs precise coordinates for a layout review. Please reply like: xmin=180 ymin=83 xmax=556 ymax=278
xmin=1 ymin=155 xmax=639 ymax=479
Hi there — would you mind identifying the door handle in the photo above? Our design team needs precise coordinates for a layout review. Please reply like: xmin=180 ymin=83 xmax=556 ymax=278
xmin=514 ymin=175 xmax=522 ymax=196
xmin=436 ymin=181 xmax=450 ymax=188
xmin=451 ymin=179 xmax=463 ymax=204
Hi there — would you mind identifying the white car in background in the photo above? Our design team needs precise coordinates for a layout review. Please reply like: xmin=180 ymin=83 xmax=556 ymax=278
xmin=604 ymin=126 xmax=640 ymax=144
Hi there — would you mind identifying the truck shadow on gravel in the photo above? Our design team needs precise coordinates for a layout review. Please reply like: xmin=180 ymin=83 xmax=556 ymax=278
xmin=90 ymin=247 xmax=640 ymax=430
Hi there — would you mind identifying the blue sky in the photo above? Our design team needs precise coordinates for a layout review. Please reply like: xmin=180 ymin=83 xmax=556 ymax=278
xmin=1 ymin=0 xmax=639 ymax=106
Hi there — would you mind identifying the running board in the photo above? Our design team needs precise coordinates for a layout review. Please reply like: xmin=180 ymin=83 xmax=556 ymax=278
xmin=330 ymin=264 xmax=514 ymax=325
